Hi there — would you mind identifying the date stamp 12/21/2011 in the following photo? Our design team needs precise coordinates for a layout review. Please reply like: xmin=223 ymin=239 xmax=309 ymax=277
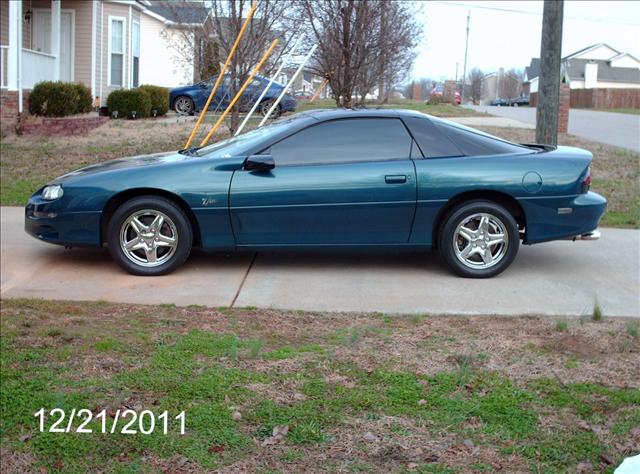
xmin=34 ymin=408 xmax=186 ymax=435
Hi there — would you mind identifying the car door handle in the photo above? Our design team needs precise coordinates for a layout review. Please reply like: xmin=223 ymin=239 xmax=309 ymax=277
xmin=385 ymin=175 xmax=407 ymax=184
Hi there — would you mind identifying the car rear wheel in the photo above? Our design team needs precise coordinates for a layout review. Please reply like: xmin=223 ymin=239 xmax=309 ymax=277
xmin=107 ymin=196 xmax=193 ymax=276
xmin=259 ymin=99 xmax=281 ymax=118
xmin=174 ymin=96 xmax=195 ymax=115
xmin=438 ymin=200 xmax=519 ymax=278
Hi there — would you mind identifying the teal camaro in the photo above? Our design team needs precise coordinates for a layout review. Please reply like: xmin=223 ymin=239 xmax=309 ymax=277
xmin=25 ymin=109 xmax=606 ymax=278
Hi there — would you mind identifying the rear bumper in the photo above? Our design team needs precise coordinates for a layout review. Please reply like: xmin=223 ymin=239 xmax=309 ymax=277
xmin=520 ymin=191 xmax=607 ymax=244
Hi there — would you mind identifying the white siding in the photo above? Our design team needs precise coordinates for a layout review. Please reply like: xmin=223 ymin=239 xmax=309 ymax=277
xmin=570 ymin=44 xmax=619 ymax=60
xmin=139 ymin=12 xmax=193 ymax=87
xmin=609 ymin=55 xmax=640 ymax=69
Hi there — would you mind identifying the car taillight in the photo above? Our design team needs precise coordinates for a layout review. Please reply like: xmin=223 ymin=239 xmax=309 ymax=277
xmin=582 ymin=166 xmax=591 ymax=193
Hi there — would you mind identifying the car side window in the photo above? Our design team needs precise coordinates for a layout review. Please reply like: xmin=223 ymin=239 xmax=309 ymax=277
xmin=267 ymin=118 xmax=412 ymax=166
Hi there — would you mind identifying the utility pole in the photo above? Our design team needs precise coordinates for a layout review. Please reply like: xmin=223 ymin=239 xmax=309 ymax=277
xmin=536 ymin=0 xmax=564 ymax=145
xmin=455 ymin=62 xmax=459 ymax=84
xmin=461 ymin=11 xmax=470 ymax=103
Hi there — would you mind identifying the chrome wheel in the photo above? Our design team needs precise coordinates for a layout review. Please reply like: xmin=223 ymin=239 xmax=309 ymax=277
xmin=174 ymin=96 xmax=194 ymax=115
xmin=119 ymin=209 xmax=178 ymax=268
xmin=453 ymin=213 xmax=508 ymax=270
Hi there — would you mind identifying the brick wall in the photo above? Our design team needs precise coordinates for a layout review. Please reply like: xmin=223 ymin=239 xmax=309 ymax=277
xmin=527 ymin=86 xmax=569 ymax=134
xmin=558 ymin=84 xmax=570 ymax=134
xmin=20 ymin=116 xmax=109 ymax=136
xmin=0 ymin=90 xmax=29 ymax=135
xmin=411 ymin=82 xmax=422 ymax=101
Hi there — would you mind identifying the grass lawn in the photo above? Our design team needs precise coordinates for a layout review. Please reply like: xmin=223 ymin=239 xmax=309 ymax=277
xmin=1 ymin=299 xmax=638 ymax=473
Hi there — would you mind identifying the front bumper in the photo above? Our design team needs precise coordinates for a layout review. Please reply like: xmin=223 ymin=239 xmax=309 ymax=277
xmin=25 ymin=198 xmax=102 ymax=247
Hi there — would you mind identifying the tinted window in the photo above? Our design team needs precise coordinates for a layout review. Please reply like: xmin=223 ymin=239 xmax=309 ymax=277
xmin=435 ymin=122 xmax=529 ymax=156
xmin=268 ymin=118 xmax=412 ymax=166
xmin=404 ymin=117 xmax=463 ymax=158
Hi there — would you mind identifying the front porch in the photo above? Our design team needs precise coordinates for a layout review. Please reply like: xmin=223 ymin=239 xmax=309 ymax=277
xmin=1 ymin=0 xmax=93 ymax=112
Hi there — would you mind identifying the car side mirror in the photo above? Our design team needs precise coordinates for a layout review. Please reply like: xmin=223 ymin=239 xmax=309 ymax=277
xmin=244 ymin=155 xmax=275 ymax=172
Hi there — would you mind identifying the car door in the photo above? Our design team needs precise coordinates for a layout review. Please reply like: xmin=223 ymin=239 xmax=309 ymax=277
xmin=229 ymin=117 xmax=418 ymax=246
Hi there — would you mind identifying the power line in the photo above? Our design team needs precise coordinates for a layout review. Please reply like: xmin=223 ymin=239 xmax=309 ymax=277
xmin=429 ymin=1 xmax=640 ymax=26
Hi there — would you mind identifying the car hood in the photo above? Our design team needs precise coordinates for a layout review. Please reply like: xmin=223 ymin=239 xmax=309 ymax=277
xmin=170 ymin=85 xmax=195 ymax=95
xmin=55 ymin=151 xmax=188 ymax=182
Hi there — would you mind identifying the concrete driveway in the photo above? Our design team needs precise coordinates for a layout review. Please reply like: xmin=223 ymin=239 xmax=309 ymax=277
xmin=1 ymin=207 xmax=638 ymax=317
xmin=467 ymin=105 xmax=640 ymax=152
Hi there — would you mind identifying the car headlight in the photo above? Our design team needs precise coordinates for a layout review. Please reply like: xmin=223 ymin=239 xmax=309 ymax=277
xmin=42 ymin=185 xmax=64 ymax=200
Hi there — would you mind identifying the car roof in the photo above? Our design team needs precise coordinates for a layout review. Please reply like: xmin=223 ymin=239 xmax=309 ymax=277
xmin=302 ymin=108 xmax=429 ymax=121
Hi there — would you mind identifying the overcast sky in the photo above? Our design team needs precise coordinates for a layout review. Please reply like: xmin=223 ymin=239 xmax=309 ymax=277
xmin=411 ymin=0 xmax=640 ymax=81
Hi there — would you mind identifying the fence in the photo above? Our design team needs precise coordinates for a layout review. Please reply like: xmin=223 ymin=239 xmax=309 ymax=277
xmin=530 ymin=88 xmax=640 ymax=109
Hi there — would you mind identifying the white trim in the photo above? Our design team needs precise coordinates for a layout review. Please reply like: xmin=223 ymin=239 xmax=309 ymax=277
xmin=66 ymin=9 xmax=76 ymax=82
xmin=128 ymin=6 xmax=132 ymax=88
xmin=99 ymin=1 xmax=104 ymax=101
xmin=140 ymin=8 xmax=173 ymax=25
xmin=131 ymin=19 xmax=140 ymax=88
xmin=91 ymin=0 xmax=97 ymax=97
xmin=564 ymin=43 xmax=620 ymax=61
xmin=608 ymin=52 xmax=640 ymax=63
xmin=108 ymin=15 xmax=126 ymax=87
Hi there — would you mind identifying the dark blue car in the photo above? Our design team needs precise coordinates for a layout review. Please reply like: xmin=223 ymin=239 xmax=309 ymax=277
xmin=25 ymin=109 xmax=606 ymax=278
xmin=169 ymin=74 xmax=297 ymax=116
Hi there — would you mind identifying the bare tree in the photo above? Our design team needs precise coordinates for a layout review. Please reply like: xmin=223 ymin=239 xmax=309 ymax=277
xmin=298 ymin=0 xmax=422 ymax=107
xmin=500 ymin=68 xmax=524 ymax=99
xmin=468 ymin=68 xmax=483 ymax=105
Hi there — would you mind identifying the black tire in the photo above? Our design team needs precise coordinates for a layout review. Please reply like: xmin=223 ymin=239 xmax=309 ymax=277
xmin=174 ymin=96 xmax=195 ymax=115
xmin=259 ymin=99 xmax=281 ymax=118
xmin=107 ymin=196 xmax=193 ymax=276
xmin=438 ymin=200 xmax=519 ymax=278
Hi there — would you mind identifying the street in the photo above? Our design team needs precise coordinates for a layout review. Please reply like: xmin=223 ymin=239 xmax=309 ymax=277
xmin=2 ymin=207 xmax=638 ymax=317
xmin=467 ymin=105 xmax=640 ymax=152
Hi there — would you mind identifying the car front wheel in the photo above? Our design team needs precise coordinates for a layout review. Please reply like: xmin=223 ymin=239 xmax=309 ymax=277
xmin=107 ymin=196 xmax=193 ymax=276
xmin=259 ymin=99 xmax=281 ymax=118
xmin=438 ymin=200 xmax=519 ymax=278
xmin=174 ymin=96 xmax=195 ymax=115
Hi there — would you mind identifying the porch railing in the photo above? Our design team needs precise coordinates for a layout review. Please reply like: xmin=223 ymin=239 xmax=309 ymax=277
xmin=0 ymin=45 xmax=8 ymax=89
xmin=22 ymin=48 xmax=56 ymax=89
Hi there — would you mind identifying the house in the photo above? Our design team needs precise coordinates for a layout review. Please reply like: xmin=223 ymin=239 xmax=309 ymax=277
xmin=524 ymin=43 xmax=640 ymax=94
xmin=480 ymin=68 xmax=522 ymax=104
xmin=277 ymin=66 xmax=325 ymax=96
xmin=1 ymin=0 xmax=208 ymax=126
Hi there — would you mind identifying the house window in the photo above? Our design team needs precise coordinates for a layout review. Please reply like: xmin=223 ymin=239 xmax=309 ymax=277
xmin=132 ymin=21 xmax=140 ymax=87
xmin=110 ymin=18 xmax=125 ymax=86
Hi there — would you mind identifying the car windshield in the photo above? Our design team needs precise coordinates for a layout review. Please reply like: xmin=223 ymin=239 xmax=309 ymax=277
xmin=186 ymin=115 xmax=304 ymax=158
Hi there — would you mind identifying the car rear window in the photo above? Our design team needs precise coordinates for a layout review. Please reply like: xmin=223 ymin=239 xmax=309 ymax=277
xmin=403 ymin=117 xmax=463 ymax=158
xmin=435 ymin=122 xmax=530 ymax=156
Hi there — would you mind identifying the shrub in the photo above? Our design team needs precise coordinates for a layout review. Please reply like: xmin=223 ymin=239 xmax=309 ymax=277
xmin=138 ymin=85 xmax=169 ymax=116
xmin=106 ymin=89 xmax=152 ymax=119
xmin=29 ymin=81 xmax=93 ymax=117
xmin=72 ymin=83 xmax=93 ymax=113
